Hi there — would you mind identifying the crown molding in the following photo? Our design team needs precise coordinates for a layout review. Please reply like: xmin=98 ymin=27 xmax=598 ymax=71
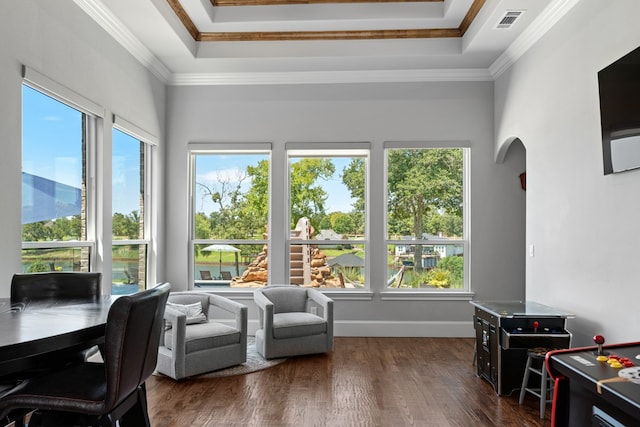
xmin=489 ymin=0 xmax=580 ymax=79
xmin=77 ymin=0 xmax=574 ymax=86
xmin=169 ymin=68 xmax=493 ymax=85
xmin=73 ymin=0 xmax=173 ymax=83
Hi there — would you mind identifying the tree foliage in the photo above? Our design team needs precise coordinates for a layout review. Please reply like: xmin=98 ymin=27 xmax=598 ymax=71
xmin=288 ymin=158 xmax=334 ymax=228
xmin=341 ymin=158 xmax=365 ymax=234
xmin=22 ymin=216 xmax=81 ymax=241
xmin=113 ymin=211 xmax=140 ymax=239
xmin=387 ymin=148 xmax=463 ymax=270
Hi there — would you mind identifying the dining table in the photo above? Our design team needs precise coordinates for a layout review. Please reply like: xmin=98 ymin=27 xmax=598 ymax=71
xmin=0 ymin=296 xmax=118 ymax=378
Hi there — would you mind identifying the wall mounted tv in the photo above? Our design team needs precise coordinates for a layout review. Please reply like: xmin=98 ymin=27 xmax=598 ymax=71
xmin=598 ymin=45 xmax=640 ymax=175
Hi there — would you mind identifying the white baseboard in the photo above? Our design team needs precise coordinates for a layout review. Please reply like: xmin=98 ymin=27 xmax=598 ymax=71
xmin=247 ymin=319 xmax=475 ymax=338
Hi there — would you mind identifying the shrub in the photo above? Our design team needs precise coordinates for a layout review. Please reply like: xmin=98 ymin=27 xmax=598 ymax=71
xmin=425 ymin=268 xmax=451 ymax=288
xmin=27 ymin=261 xmax=49 ymax=273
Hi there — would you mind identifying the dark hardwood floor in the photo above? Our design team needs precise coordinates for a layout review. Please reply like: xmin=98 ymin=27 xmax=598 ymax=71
xmin=146 ymin=337 xmax=550 ymax=426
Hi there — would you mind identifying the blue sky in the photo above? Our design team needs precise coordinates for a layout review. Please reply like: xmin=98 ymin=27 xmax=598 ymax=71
xmin=22 ymin=86 xmax=83 ymax=190
xmin=23 ymin=85 xmax=142 ymax=217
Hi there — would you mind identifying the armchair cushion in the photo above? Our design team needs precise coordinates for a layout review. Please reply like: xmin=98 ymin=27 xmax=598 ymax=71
xmin=166 ymin=302 xmax=207 ymax=325
xmin=261 ymin=286 xmax=308 ymax=313
xmin=273 ymin=312 xmax=327 ymax=339
xmin=164 ymin=322 xmax=240 ymax=353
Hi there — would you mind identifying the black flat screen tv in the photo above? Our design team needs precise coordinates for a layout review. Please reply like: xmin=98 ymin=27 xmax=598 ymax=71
xmin=598 ymin=45 xmax=640 ymax=175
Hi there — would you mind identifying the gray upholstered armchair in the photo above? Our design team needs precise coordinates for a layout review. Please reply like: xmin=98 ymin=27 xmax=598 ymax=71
xmin=254 ymin=285 xmax=334 ymax=359
xmin=156 ymin=292 xmax=247 ymax=380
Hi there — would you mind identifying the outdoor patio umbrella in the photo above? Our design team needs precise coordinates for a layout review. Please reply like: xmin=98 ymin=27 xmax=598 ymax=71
xmin=202 ymin=244 xmax=241 ymax=277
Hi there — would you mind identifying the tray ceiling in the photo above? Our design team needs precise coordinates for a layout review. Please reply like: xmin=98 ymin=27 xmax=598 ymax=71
xmin=75 ymin=0 xmax=578 ymax=84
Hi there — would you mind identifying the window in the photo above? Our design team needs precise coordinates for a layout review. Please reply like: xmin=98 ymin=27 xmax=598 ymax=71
xmin=287 ymin=148 xmax=368 ymax=288
xmin=112 ymin=128 xmax=150 ymax=295
xmin=187 ymin=143 xmax=467 ymax=292
xmin=191 ymin=150 xmax=270 ymax=287
xmin=385 ymin=146 xmax=468 ymax=290
xmin=21 ymin=84 xmax=96 ymax=272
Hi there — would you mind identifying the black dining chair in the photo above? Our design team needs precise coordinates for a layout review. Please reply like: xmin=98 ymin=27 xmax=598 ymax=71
xmin=0 ymin=282 xmax=171 ymax=427
xmin=10 ymin=272 xmax=102 ymax=305
xmin=10 ymin=272 xmax=104 ymax=369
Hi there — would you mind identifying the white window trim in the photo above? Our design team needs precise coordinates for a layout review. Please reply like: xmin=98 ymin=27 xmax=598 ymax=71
xmin=21 ymin=74 xmax=103 ymax=272
xmin=381 ymin=141 xmax=472 ymax=298
xmin=187 ymin=143 xmax=272 ymax=288
xmin=285 ymin=145 xmax=370 ymax=287
xmin=111 ymin=117 xmax=157 ymax=290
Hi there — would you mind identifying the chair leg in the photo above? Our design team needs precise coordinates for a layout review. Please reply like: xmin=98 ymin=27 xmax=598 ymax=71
xmin=540 ymin=363 xmax=549 ymax=419
xmin=119 ymin=385 xmax=151 ymax=427
xmin=519 ymin=355 xmax=533 ymax=405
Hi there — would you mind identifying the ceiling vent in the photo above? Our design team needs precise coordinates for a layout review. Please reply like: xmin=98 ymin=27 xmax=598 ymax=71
xmin=495 ymin=10 xmax=525 ymax=29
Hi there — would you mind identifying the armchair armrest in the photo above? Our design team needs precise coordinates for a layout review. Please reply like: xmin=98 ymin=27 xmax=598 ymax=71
xmin=307 ymin=289 xmax=334 ymax=321
xmin=162 ymin=305 xmax=188 ymax=353
xmin=254 ymin=289 xmax=274 ymax=331
xmin=206 ymin=294 xmax=248 ymax=336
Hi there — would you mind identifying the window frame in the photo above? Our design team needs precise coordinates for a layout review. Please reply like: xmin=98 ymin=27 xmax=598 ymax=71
xmin=111 ymin=116 xmax=157 ymax=292
xmin=381 ymin=141 xmax=472 ymax=299
xmin=21 ymin=68 xmax=103 ymax=272
xmin=285 ymin=145 xmax=370 ymax=288
xmin=188 ymin=143 xmax=272 ymax=288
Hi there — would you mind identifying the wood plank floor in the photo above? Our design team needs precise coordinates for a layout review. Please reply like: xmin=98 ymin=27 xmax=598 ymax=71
xmin=146 ymin=337 xmax=550 ymax=426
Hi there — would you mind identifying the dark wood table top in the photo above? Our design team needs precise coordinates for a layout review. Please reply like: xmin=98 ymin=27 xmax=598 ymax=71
xmin=0 ymin=296 xmax=118 ymax=377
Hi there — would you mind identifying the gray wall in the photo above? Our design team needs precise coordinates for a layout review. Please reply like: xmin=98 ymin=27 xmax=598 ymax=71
xmin=0 ymin=1 xmax=166 ymax=295
xmin=165 ymin=82 xmax=526 ymax=336
xmin=495 ymin=0 xmax=640 ymax=345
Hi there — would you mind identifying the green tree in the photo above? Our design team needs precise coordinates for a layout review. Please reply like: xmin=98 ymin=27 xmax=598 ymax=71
xmin=241 ymin=160 xmax=269 ymax=238
xmin=22 ymin=221 xmax=53 ymax=241
xmin=289 ymin=158 xmax=334 ymax=227
xmin=387 ymin=149 xmax=463 ymax=272
xmin=342 ymin=158 xmax=365 ymax=233
xmin=245 ymin=158 xmax=335 ymax=230
xmin=318 ymin=215 xmax=332 ymax=230
xmin=194 ymin=212 xmax=212 ymax=239
xmin=426 ymin=211 xmax=463 ymax=237
xmin=198 ymin=166 xmax=253 ymax=239
xmin=112 ymin=211 xmax=139 ymax=239
xmin=332 ymin=212 xmax=355 ymax=234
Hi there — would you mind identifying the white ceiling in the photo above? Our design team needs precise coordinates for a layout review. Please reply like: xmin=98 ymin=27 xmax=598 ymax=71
xmin=74 ymin=0 xmax=579 ymax=85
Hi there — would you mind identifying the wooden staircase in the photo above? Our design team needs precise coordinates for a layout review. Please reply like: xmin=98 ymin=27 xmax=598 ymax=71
xmin=290 ymin=218 xmax=312 ymax=285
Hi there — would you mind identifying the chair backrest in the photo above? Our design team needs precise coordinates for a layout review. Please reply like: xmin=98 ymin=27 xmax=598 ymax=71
xmin=103 ymin=282 xmax=170 ymax=411
xmin=11 ymin=272 xmax=102 ymax=304
xmin=260 ymin=285 xmax=308 ymax=313
xmin=220 ymin=271 xmax=232 ymax=280
xmin=199 ymin=270 xmax=212 ymax=280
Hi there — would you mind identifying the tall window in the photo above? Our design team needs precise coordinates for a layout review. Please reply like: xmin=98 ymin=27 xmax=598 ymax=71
xmin=112 ymin=128 xmax=149 ymax=294
xmin=21 ymin=84 xmax=95 ymax=272
xmin=385 ymin=146 xmax=468 ymax=290
xmin=191 ymin=150 xmax=270 ymax=287
xmin=287 ymin=148 xmax=368 ymax=288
